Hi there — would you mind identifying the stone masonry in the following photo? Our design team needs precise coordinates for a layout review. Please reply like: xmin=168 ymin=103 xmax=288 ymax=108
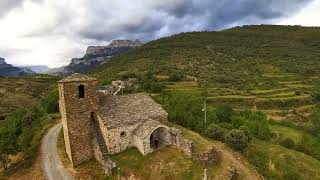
xmin=58 ymin=73 xmax=194 ymax=172
xmin=58 ymin=74 xmax=98 ymax=166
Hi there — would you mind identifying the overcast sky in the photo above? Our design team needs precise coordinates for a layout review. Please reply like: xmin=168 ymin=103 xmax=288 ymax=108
xmin=0 ymin=0 xmax=319 ymax=68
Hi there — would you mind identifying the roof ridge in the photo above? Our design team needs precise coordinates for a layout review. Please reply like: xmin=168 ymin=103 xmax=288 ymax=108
xmin=58 ymin=73 xmax=97 ymax=83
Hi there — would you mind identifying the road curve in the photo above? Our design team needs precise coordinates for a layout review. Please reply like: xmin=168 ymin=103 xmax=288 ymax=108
xmin=41 ymin=123 xmax=74 ymax=180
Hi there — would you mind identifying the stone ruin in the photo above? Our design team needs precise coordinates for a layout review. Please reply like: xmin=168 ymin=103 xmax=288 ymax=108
xmin=58 ymin=73 xmax=193 ymax=175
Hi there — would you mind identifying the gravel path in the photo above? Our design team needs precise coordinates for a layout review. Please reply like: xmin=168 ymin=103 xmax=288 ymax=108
xmin=41 ymin=123 xmax=74 ymax=180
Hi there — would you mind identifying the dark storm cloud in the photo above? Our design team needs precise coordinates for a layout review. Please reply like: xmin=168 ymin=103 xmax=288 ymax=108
xmin=71 ymin=0 xmax=313 ymax=42
xmin=6 ymin=0 xmax=313 ymax=42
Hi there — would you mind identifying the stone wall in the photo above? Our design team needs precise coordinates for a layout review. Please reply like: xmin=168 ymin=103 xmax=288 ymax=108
xmin=59 ymin=80 xmax=98 ymax=166
xmin=92 ymin=128 xmax=116 ymax=175
xmin=169 ymin=128 xmax=193 ymax=157
xmin=59 ymin=84 xmax=73 ymax=165
xmin=105 ymin=123 xmax=140 ymax=154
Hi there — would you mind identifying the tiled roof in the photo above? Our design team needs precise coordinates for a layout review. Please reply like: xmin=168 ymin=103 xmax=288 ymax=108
xmin=97 ymin=93 xmax=168 ymax=129
xmin=58 ymin=73 xmax=97 ymax=83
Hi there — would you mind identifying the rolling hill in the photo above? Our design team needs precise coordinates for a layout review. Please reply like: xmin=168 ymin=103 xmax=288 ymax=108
xmin=93 ymin=25 xmax=320 ymax=90
xmin=92 ymin=25 xmax=320 ymax=119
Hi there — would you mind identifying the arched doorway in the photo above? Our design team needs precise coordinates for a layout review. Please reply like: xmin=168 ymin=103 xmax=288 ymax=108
xmin=149 ymin=127 xmax=169 ymax=151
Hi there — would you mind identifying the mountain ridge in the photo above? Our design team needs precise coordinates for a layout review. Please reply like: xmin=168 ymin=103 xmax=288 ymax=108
xmin=0 ymin=57 xmax=35 ymax=77
xmin=48 ymin=39 xmax=143 ymax=76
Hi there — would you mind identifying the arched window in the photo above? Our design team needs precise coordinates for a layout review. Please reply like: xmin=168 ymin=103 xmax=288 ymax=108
xmin=78 ymin=85 xmax=85 ymax=98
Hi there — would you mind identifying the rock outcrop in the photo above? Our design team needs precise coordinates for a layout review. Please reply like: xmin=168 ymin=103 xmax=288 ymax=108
xmin=0 ymin=57 xmax=34 ymax=77
xmin=49 ymin=40 xmax=142 ymax=76
xmin=0 ymin=57 xmax=6 ymax=65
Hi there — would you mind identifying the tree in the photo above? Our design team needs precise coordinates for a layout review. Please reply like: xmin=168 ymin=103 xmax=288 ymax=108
xmin=225 ymin=129 xmax=249 ymax=151
xmin=205 ymin=124 xmax=226 ymax=141
xmin=0 ymin=130 xmax=19 ymax=171
xmin=241 ymin=111 xmax=271 ymax=140
xmin=216 ymin=104 xmax=234 ymax=123
xmin=42 ymin=89 xmax=59 ymax=113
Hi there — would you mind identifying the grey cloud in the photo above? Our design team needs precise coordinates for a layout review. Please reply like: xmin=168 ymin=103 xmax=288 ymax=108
xmin=0 ymin=0 xmax=24 ymax=17
xmin=0 ymin=0 xmax=42 ymax=18
xmin=22 ymin=0 xmax=314 ymax=42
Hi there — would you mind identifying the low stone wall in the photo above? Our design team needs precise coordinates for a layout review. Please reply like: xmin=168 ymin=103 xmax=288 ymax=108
xmin=169 ymin=128 xmax=193 ymax=157
xmin=194 ymin=148 xmax=221 ymax=167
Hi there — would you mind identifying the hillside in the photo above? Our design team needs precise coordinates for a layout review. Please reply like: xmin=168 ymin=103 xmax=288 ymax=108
xmin=0 ymin=75 xmax=60 ymax=119
xmin=0 ymin=57 xmax=34 ymax=77
xmin=93 ymin=25 xmax=320 ymax=89
xmin=92 ymin=25 xmax=320 ymax=119
xmin=90 ymin=25 xmax=320 ymax=179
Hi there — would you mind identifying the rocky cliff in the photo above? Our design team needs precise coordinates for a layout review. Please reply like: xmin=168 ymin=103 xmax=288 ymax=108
xmin=0 ymin=57 xmax=34 ymax=77
xmin=49 ymin=40 xmax=142 ymax=76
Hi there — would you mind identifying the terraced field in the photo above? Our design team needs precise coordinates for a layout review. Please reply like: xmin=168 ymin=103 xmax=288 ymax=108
xmin=165 ymin=73 xmax=319 ymax=122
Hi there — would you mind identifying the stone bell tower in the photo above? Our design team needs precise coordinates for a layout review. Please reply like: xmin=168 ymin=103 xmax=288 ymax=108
xmin=58 ymin=73 xmax=98 ymax=167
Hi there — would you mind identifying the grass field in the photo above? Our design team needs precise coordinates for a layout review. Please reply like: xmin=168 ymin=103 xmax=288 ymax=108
xmin=244 ymin=139 xmax=320 ymax=180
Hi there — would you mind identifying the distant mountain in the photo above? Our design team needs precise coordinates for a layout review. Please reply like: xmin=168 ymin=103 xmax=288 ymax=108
xmin=0 ymin=57 xmax=34 ymax=77
xmin=48 ymin=39 xmax=142 ymax=76
xmin=18 ymin=65 xmax=49 ymax=74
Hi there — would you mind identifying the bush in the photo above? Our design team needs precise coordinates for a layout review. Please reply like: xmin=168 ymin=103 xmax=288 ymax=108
xmin=0 ymin=106 xmax=49 ymax=171
xmin=42 ymin=89 xmax=59 ymax=113
xmin=280 ymin=137 xmax=295 ymax=149
xmin=239 ymin=125 xmax=252 ymax=142
xmin=294 ymin=91 xmax=301 ymax=96
xmin=313 ymin=93 xmax=320 ymax=102
xmin=225 ymin=129 xmax=249 ymax=151
xmin=140 ymin=72 xmax=165 ymax=93
xmin=168 ymin=72 xmax=184 ymax=82
xmin=215 ymin=104 xmax=234 ymax=123
xmin=240 ymin=111 xmax=272 ymax=140
xmin=205 ymin=124 xmax=226 ymax=141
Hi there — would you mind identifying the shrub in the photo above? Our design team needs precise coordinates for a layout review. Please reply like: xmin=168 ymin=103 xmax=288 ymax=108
xmin=294 ymin=91 xmax=301 ymax=96
xmin=215 ymin=104 xmax=234 ymax=123
xmin=240 ymin=111 xmax=272 ymax=140
xmin=225 ymin=129 xmax=249 ymax=151
xmin=168 ymin=72 xmax=184 ymax=81
xmin=280 ymin=137 xmax=295 ymax=149
xmin=42 ymin=89 xmax=59 ymax=113
xmin=0 ymin=106 xmax=49 ymax=171
xmin=205 ymin=124 xmax=226 ymax=141
xmin=313 ymin=93 xmax=320 ymax=102
xmin=239 ymin=125 xmax=252 ymax=142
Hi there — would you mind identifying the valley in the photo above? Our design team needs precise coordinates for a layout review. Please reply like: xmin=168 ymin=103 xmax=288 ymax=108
xmin=0 ymin=25 xmax=320 ymax=180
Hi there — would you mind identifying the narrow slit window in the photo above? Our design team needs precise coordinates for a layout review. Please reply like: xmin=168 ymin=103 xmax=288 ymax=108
xmin=78 ymin=85 xmax=85 ymax=98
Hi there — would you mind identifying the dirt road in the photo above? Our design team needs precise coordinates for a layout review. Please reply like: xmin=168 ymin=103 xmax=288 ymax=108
xmin=41 ymin=123 xmax=74 ymax=180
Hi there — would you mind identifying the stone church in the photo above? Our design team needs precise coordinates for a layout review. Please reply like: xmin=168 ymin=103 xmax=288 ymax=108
xmin=58 ymin=74 xmax=192 ymax=173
